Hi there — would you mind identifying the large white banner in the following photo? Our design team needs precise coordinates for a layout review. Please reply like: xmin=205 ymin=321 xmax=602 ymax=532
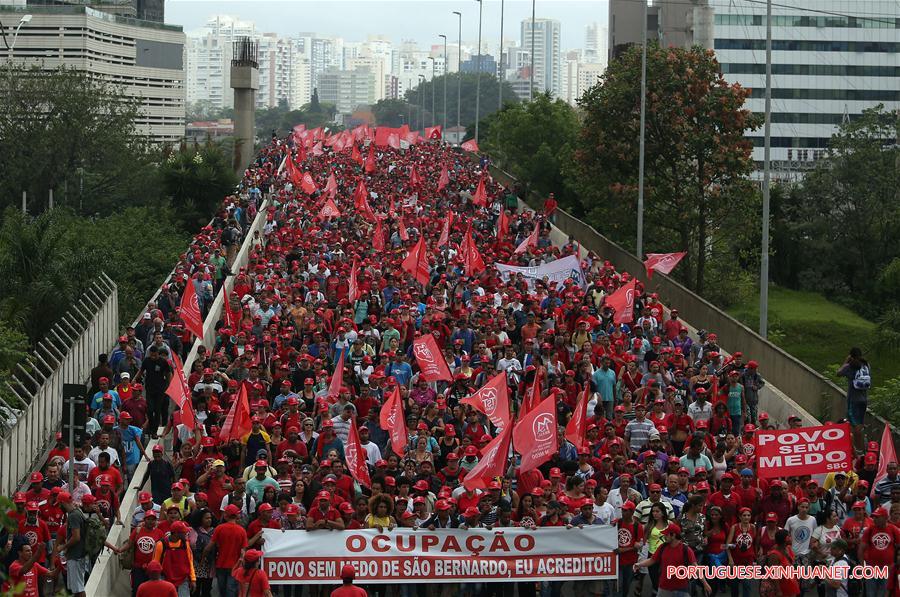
xmin=262 ymin=526 xmax=617 ymax=584
xmin=495 ymin=255 xmax=586 ymax=289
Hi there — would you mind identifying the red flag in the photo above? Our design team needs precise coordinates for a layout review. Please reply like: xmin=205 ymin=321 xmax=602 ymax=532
xmin=222 ymin=288 xmax=237 ymax=330
xmin=346 ymin=419 xmax=371 ymax=488
xmin=348 ymin=260 xmax=359 ymax=303
xmin=353 ymin=180 xmax=368 ymax=207
xmin=318 ymin=198 xmax=342 ymax=219
xmin=437 ymin=212 xmax=453 ymax=247
xmin=521 ymin=365 xmax=543 ymax=415
xmin=388 ymin=133 xmax=401 ymax=150
xmin=379 ymin=386 xmax=408 ymax=457
xmin=398 ymin=216 xmax=409 ymax=242
xmin=351 ymin=143 xmax=363 ymax=165
xmin=219 ymin=382 xmax=251 ymax=442
xmin=327 ymin=351 xmax=345 ymax=403
xmin=565 ymin=383 xmax=590 ymax=448
xmin=497 ymin=208 xmax=509 ymax=241
xmin=372 ymin=218 xmax=385 ymax=251
xmin=300 ymin=172 xmax=318 ymax=195
xmin=401 ymin=235 xmax=430 ymax=287
xmin=461 ymin=139 xmax=479 ymax=152
xmin=875 ymin=423 xmax=897 ymax=489
xmin=311 ymin=142 xmax=324 ymax=157
xmin=472 ymin=176 xmax=488 ymax=207
xmin=460 ymin=372 xmax=510 ymax=431
xmin=165 ymin=352 xmax=196 ymax=430
xmin=514 ymin=222 xmax=540 ymax=255
xmin=364 ymin=145 xmax=376 ymax=173
xmin=409 ymin=167 xmax=421 ymax=187
xmin=513 ymin=395 xmax=558 ymax=474
xmin=425 ymin=125 xmax=442 ymax=141
xmin=437 ymin=166 xmax=450 ymax=192
xmin=644 ymin=252 xmax=687 ymax=279
xmin=412 ymin=335 xmax=453 ymax=382
xmin=461 ymin=227 xmax=486 ymax=277
xmin=606 ymin=279 xmax=637 ymax=324
xmin=178 ymin=281 xmax=204 ymax=339
xmin=463 ymin=425 xmax=512 ymax=491
xmin=324 ymin=172 xmax=338 ymax=199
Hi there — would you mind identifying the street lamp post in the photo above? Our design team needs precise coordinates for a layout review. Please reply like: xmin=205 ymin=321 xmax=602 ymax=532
xmin=0 ymin=14 xmax=32 ymax=56
xmin=498 ymin=0 xmax=504 ymax=110
xmin=636 ymin=0 xmax=648 ymax=260
xmin=439 ymin=34 xmax=448 ymax=136
xmin=418 ymin=74 xmax=426 ymax=131
xmin=427 ymin=56 xmax=436 ymax=128
xmin=452 ymin=11 xmax=462 ymax=143
xmin=474 ymin=0 xmax=483 ymax=144
xmin=530 ymin=0 xmax=535 ymax=101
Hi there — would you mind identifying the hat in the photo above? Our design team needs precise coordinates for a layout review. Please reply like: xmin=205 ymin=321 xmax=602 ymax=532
xmin=695 ymin=481 xmax=710 ymax=491
xmin=341 ymin=564 xmax=356 ymax=579
xmin=413 ymin=480 xmax=429 ymax=491
xmin=224 ymin=504 xmax=241 ymax=517
xmin=212 ymin=459 xmax=225 ymax=467
xmin=765 ymin=512 xmax=778 ymax=522
xmin=549 ymin=467 xmax=562 ymax=478
xmin=852 ymin=501 xmax=867 ymax=510
xmin=25 ymin=501 xmax=40 ymax=511
xmin=139 ymin=491 xmax=152 ymax=504
xmin=464 ymin=446 xmax=478 ymax=457
xmin=146 ymin=561 xmax=163 ymax=573
xmin=171 ymin=521 xmax=190 ymax=534
xmin=245 ymin=549 xmax=264 ymax=564
xmin=56 ymin=491 xmax=72 ymax=504
xmin=317 ymin=491 xmax=332 ymax=501
xmin=463 ymin=506 xmax=480 ymax=518
xmin=661 ymin=522 xmax=681 ymax=536
xmin=759 ymin=412 xmax=770 ymax=420
xmin=865 ymin=453 xmax=878 ymax=465
xmin=874 ymin=506 xmax=889 ymax=517
xmin=740 ymin=468 xmax=754 ymax=477
xmin=258 ymin=503 xmax=274 ymax=512
xmin=621 ymin=500 xmax=636 ymax=511
xmin=255 ymin=459 xmax=268 ymax=468
xmin=858 ymin=480 xmax=870 ymax=489
xmin=144 ymin=510 xmax=159 ymax=519
xmin=29 ymin=471 xmax=43 ymax=484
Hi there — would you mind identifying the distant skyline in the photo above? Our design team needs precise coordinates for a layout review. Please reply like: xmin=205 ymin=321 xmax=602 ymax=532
xmin=167 ymin=0 xmax=608 ymax=50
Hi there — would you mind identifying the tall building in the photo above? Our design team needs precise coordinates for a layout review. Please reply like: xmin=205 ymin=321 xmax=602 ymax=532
xmin=185 ymin=16 xmax=257 ymax=109
xmin=520 ymin=18 xmax=561 ymax=97
xmin=584 ymin=22 xmax=607 ymax=62
xmin=608 ymin=0 xmax=713 ymax=58
xmin=317 ymin=67 xmax=377 ymax=115
xmin=1 ymin=5 xmax=185 ymax=143
xmin=714 ymin=0 xmax=900 ymax=170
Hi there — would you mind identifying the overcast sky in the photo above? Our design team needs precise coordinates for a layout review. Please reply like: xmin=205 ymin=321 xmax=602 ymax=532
xmin=167 ymin=0 xmax=609 ymax=50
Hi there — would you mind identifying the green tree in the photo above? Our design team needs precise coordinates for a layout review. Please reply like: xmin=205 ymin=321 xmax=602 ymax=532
xmin=160 ymin=140 xmax=238 ymax=230
xmin=570 ymin=44 xmax=760 ymax=294
xmin=372 ymin=99 xmax=414 ymax=127
xmin=0 ymin=65 xmax=157 ymax=215
xmin=406 ymin=73 xmax=519 ymax=133
xmin=481 ymin=92 xmax=578 ymax=205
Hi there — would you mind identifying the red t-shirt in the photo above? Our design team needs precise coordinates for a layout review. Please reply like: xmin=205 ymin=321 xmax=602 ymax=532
xmin=202 ymin=474 xmax=233 ymax=517
xmin=8 ymin=561 xmax=50 ymax=597
xmin=331 ymin=585 xmax=368 ymax=597
xmin=232 ymin=564 xmax=272 ymax=596
xmin=136 ymin=579 xmax=178 ymax=597
xmin=842 ymin=516 xmax=873 ymax=548
xmin=652 ymin=542 xmax=696 ymax=590
xmin=17 ymin=519 xmax=50 ymax=548
xmin=130 ymin=526 xmax=165 ymax=569
xmin=211 ymin=522 xmax=248 ymax=569
xmin=861 ymin=523 xmax=900 ymax=566
xmin=247 ymin=517 xmax=280 ymax=540
xmin=616 ymin=518 xmax=644 ymax=566
xmin=307 ymin=507 xmax=340 ymax=525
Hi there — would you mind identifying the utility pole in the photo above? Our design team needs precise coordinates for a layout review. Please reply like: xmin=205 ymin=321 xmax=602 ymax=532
xmin=439 ymin=34 xmax=448 ymax=136
xmin=636 ymin=0 xmax=648 ymax=259
xmin=428 ymin=56 xmax=436 ymax=128
xmin=529 ymin=0 xmax=535 ymax=101
xmin=474 ymin=0 xmax=483 ymax=143
xmin=498 ymin=0 xmax=505 ymax=110
xmin=453 ymin=11 xmax=462 ymax=143
xmin=759 ymin=0 xmax=773 ymax=338
xmin=418 ymin=74 xmax=426 ymax=131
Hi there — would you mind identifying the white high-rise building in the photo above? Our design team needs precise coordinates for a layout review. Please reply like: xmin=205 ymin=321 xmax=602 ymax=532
xmin=290 ymin=56 xmax=312 ymax=108
xmin=584 ymin=22 xmax=607 ymax=63
xmin=560 ymin=50 xmax=581 ymax=105
xmin=714 ymin=0 xmax=900 ymax=169
xmin=520 ymin=18 xmax=562 ymax=96
xmin=186 ymin=16 xmax=257 ymax=109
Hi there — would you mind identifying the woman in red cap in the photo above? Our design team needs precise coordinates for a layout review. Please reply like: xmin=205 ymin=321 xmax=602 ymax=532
xmin=232 ymin=549 xmax=273 ymax=597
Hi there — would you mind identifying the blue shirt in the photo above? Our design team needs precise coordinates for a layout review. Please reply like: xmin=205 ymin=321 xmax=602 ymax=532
xmin=592 ymin=367 xmax=617 ymax=403
xmin=90 ymin=389 xmax=121 ymax=412
xmin=119 ymin=425 xmax=143 ymax=466
xmin=385 ymin=361 xmax=413 ymax=387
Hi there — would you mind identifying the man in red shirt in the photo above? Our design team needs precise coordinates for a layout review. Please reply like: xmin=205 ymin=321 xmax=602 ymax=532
xmin=135 ymin=561 xmax=177 ymax=597
xmin=196 ymin=459 xmax=232 ymax=519
xmin=306 ymin=491 xmax=345 ymax=530
xmin=331 ymin=564 xmax=367 ymax=597
xmin=205 ymin=504 xmax=247 ymax=596
xmin=18 ymin=502 xmax=51 ymax=554
xmin=616 ymin=501 xmax=643 ymax=595
xmin=247 ymin=503 xmax=280 ymax=548
xmin=858 ymin=506 xmax=900 ymax=596
xmin=275 ymin=426 xmax=309 ymax=460
xmin=6 ymin=543 xmax=58 ymax=597
xmin=635 ymin=523 xmax=711 ymax=594
xmin=708 ymin=473 xmax=743 ymax=526
xmin=115 ymin=509 xmax=164 ymax=595
xmin=24 ymin=473 xmax=50 ymax=505
xmin=232 ymin=550 xmax=273 ymax=597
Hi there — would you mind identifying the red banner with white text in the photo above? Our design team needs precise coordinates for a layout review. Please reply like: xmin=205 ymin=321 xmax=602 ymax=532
xmin=753 ymin=423 xmax=853 ymax=479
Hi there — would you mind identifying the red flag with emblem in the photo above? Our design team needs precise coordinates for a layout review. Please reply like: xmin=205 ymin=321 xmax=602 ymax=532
xmin=398 ymin=215 xmax=409 ymax=242
xmin=644 ymin=251 xmax=687 ymax=279
xmin=318 ymin=198 xmax=341 ymax=219
xmin=353 ymin=180 xmax=367 ymax=208
xmin=346 ymin=420 xmax=371 ymax=488
xmin=324 ymin=172 xmax=338 ymax=199
xmin=351 ymin=143 xmax=363 ymax=165
xmin=425 ymin=125 xmax=442 ymax=141
xmin=437 ymin=212 xmax=453 ymax=247
xmin=348 ymin=260 xmax=359 ymax=303
xmin=311 ymin=142 xmax=324 ymax=157
xmin=513 ymin=394 xmax=558 ymax=474
xmin=461 ymin=227 xmax=485 ymax=277
xmin=401 ymin=235 xmax=430 ymax=286
xmin=379 ymin=386 xmax=408 ymax=457
xmin=178 ymin=281 xmax=204 ymax=339
xmin=497 ymin=208 xmax=509 ymax=241
xmin=437 ymin=166 xmax=450 ymax=192
xmin=412 ymin=335 xmax=453 ymax=382
xmin=472 ymin=176 xmax=488 ymax=207
xmin=327 ymin=351 xmax=345 ymax=403
xmin=165 ymin=352 xmax=196 ymax=430
xmin=372 ymin=218 xmax=385 ymax=251
xmin=219 ymin=382 xmax=251 ymax=442
xmin=606 ymin=279 xmax=637 ymax=324
xmin=463 ymin=424 xmax=512 ymax=491
xmin=521 ymin=365 xmax=543 ymax=416
xmin=460 ymin=372 xmax=510 ymax=431
xmin=461 ymin=139 xmax=479 ymax=152
xmin=514 ymin=221 xmax=540 ymax=255
xmin=364 ymin=144 xmax=376 ymax=173
xmin=565 ymin=383 xmax=590 ymax=448
xmin=409 ymin=167 xmax=421 ymax=187
xmin=300 ymin=172 xmax=318 ymax=195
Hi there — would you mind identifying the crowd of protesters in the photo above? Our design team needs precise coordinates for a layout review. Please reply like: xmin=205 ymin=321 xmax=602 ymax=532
xmin=0 ymin=128 xmax=890 ymax=597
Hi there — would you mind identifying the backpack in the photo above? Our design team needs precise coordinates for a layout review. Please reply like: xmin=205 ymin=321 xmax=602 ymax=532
xmin=838 ymin=555 xmax=862 ymax=597
xmin=852 ymin=365 xmax=871 ymax=390
xmin=84 ymin=512 xmax=108 ymax=560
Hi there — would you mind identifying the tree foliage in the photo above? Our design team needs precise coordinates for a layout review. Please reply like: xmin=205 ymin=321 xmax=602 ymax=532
xmin=402 ymin=73 xmax=519 ymax=134
xmin=480 ymin=93 xmax=579 ymax=205
xmin=570 ymin=44 xmax=760 ymax=293
xmin=0 ymin=65 xmax=158 ymax=215
xmin=160 ymin=141 xmax=239 ymax=230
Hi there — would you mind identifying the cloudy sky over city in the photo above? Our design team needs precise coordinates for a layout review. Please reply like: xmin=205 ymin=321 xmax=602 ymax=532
xmin=168 ymin=0 xmax=609 ymax=49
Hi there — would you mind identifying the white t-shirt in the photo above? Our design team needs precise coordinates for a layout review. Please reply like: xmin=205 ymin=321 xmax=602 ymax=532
xmin=830 ymin=557 xmax=850 ymax=597
xmin=87 ymin=446 xmax=120 ymax=467
xmin=785 ymin=514 xmax=817 ymax=556
xmin=812 ymin=524 xmax=843 ymax=563
xmin=593 ymin=502 xmax=615 ymax=525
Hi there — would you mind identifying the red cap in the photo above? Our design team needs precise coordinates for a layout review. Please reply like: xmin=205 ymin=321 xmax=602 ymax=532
xmin=549 ymin=467 xmax=562 ymax=478
xmin=621 ymin=500 xmax=636 ymax=511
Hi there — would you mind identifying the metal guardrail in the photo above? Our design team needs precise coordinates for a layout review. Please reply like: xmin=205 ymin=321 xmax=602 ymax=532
xmin=0 ymin=274 xmax=119 ymax=497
